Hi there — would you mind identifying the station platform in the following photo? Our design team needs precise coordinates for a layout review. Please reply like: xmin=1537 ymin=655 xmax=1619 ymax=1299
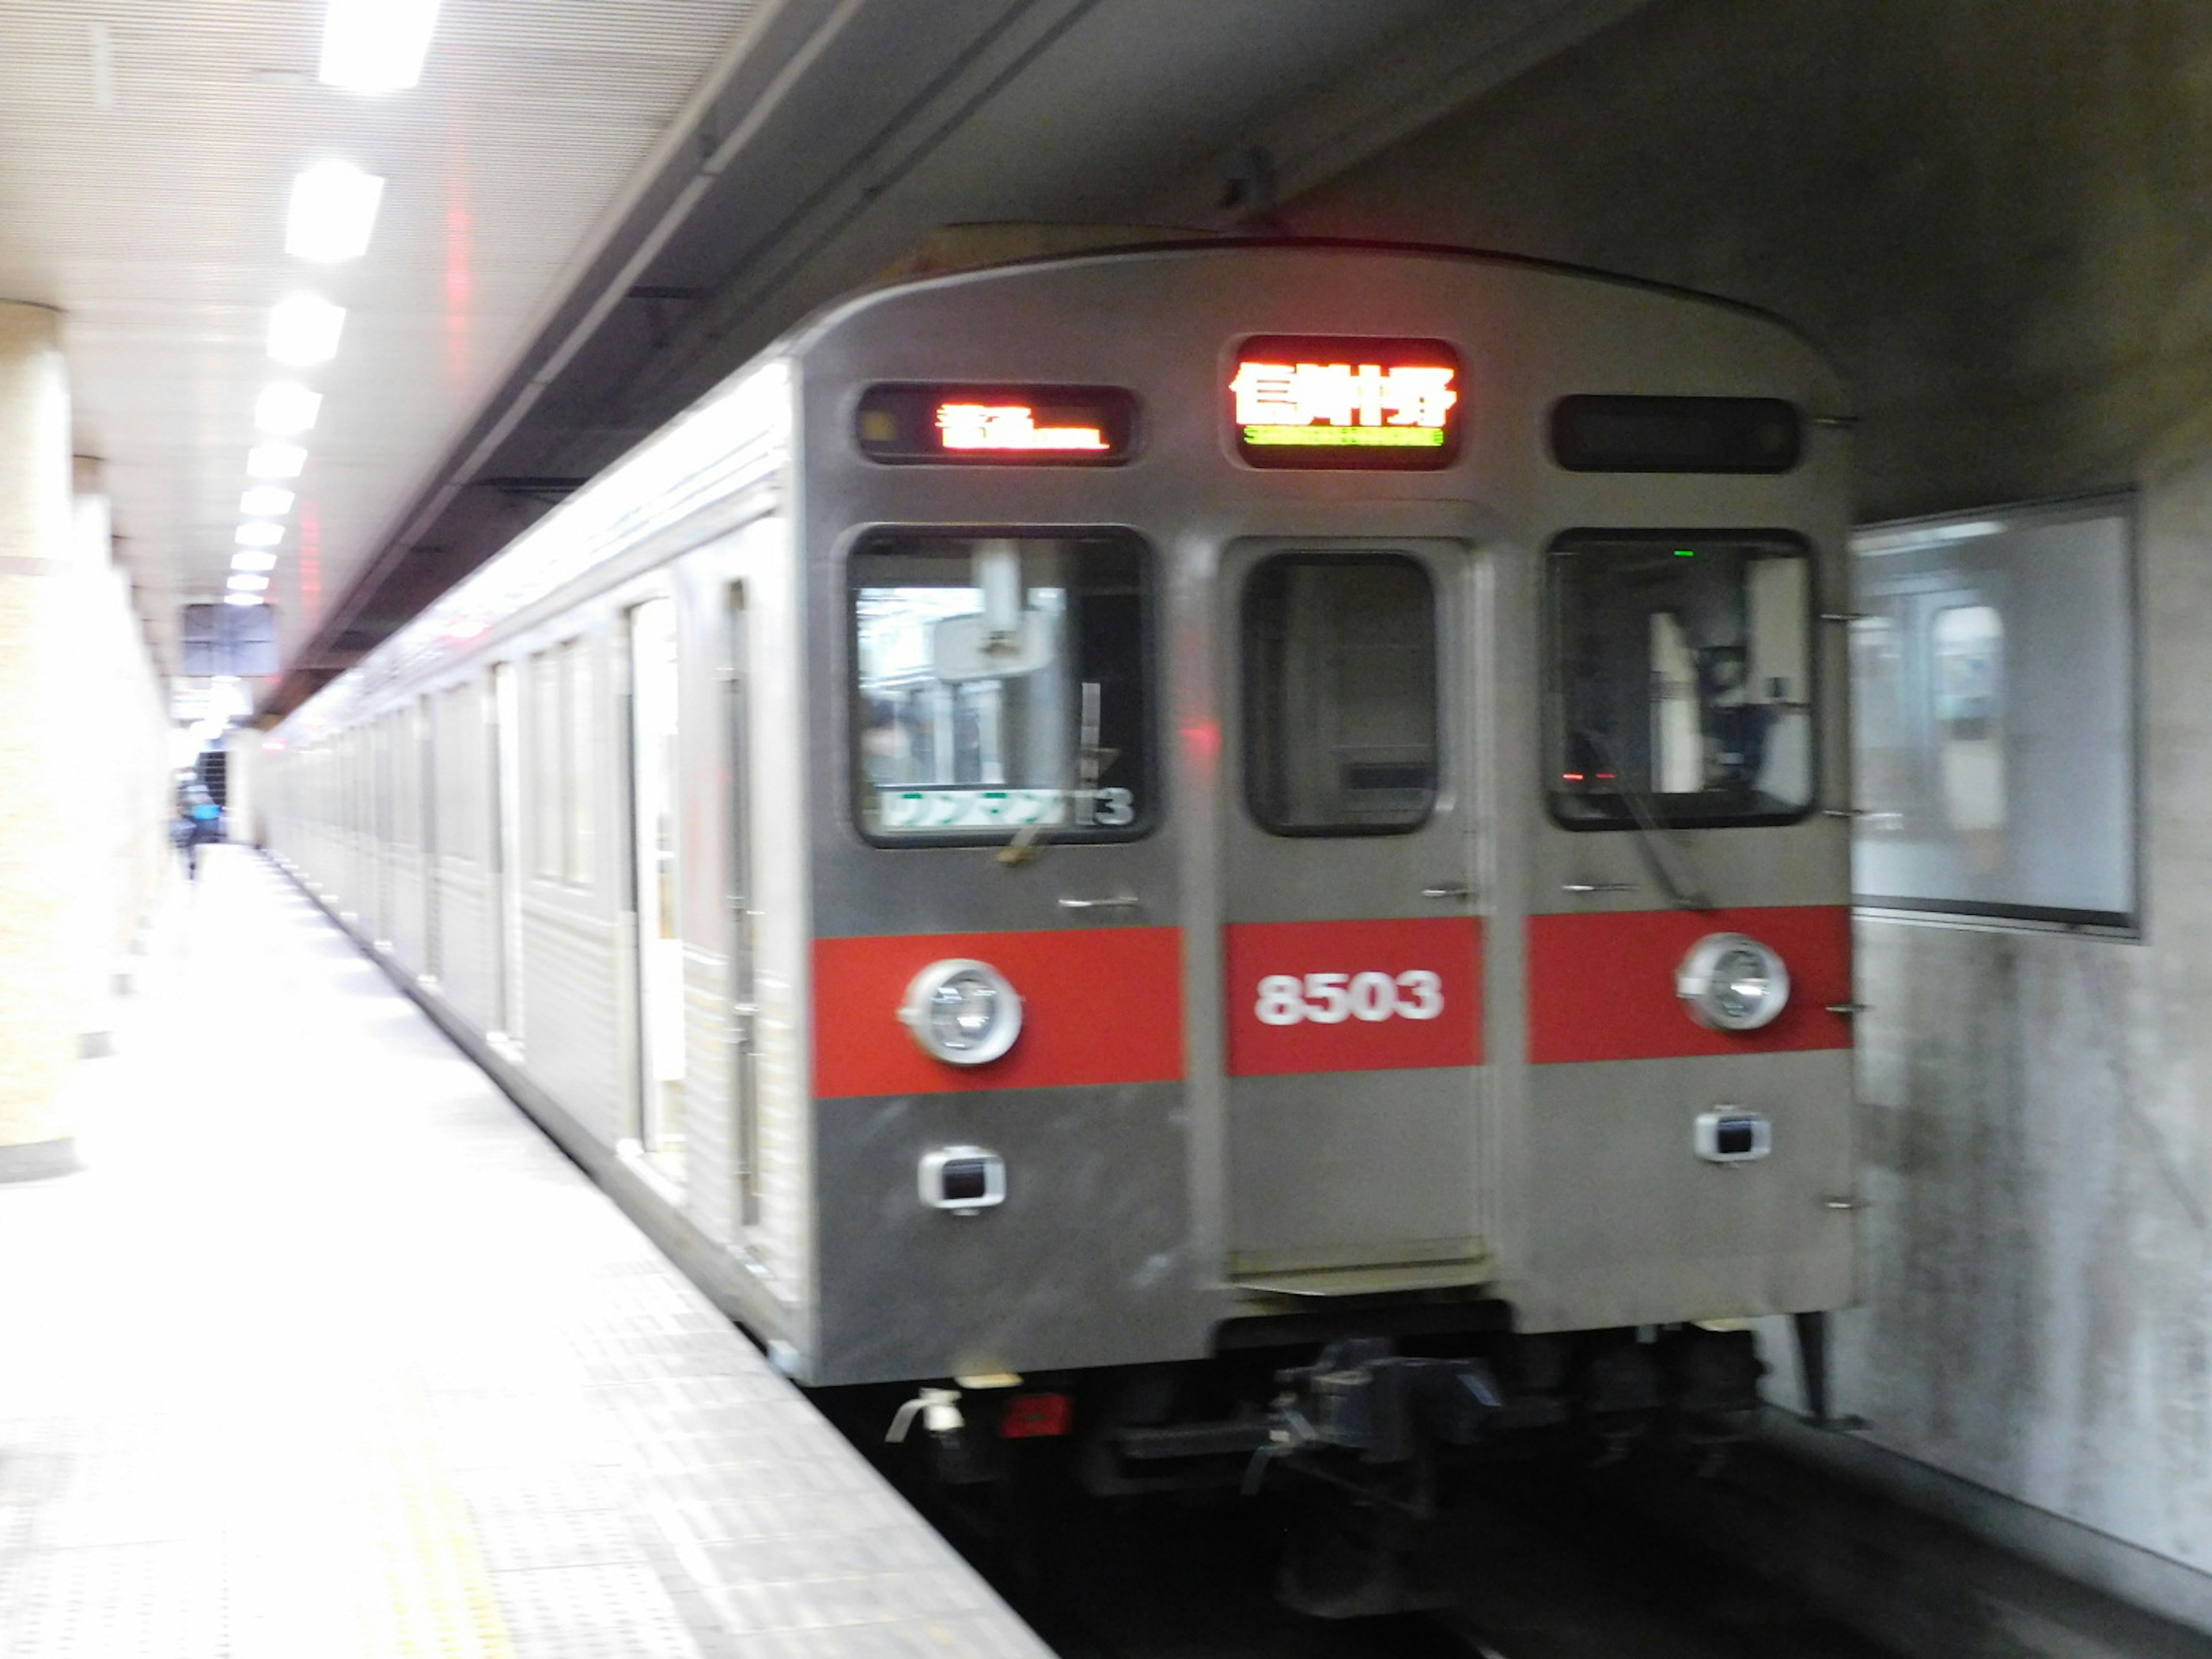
xmin=0 ymin=846 xmax=1054 ymax=1659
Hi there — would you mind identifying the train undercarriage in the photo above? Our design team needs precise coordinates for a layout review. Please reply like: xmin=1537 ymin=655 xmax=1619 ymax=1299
xmin=844 ymin=1313 xmax=1771 ymax=1618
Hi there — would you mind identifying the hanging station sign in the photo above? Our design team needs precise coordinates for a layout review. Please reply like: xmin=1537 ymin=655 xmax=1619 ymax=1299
xmin=856 ymin=384 xmax=1137 ymax=465
xmin=1228 ymin=336 xmax=1461 ymax=469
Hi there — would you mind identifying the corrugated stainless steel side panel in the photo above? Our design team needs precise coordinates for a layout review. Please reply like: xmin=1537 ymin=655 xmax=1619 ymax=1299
xmin=388 ymin=842 xmax=426 ymax=974
xmin=680 ymin=945 xmax=737 ymax=1245
xmin=271 ymin=364 xmax=797 ymax=1327
xmin=516 ymin=896 xmax=627 ymax=1147
xmin=434 ymin=857 xmax=498 ymax=1033
xmin=333 ymin=824 xmax=365 ymax=927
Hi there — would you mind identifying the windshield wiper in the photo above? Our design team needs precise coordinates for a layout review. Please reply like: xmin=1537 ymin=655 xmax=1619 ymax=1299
xmin=1574 ymin=729 xmax=1712 ymax=912
xmin=998 ymin=680 xmax=1111 ymax=868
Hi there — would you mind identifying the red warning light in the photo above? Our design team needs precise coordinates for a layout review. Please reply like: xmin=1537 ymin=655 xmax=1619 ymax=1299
xmin=998 ymin=1392 xmax=1074 ymax=1439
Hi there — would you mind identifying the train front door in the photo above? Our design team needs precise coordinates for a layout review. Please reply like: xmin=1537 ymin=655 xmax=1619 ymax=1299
xmin=1220 ymin=539 xmax=1488 ymax=1291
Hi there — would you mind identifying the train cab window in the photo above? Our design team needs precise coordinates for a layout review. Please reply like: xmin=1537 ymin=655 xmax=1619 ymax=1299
xmin=528 ymin=636 xmax=596 ymax=885
xmin=1243 ymin=555 xmax=1437 ymax=835
xmin=1548 ymin=532 xmax=1813 ymax=828
xmin=850 ymin=530 xmax=1151 ymax=843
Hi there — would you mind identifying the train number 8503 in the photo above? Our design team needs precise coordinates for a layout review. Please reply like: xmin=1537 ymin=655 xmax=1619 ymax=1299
xmin=1253 ymin=970 xmax=1445 ymax=1027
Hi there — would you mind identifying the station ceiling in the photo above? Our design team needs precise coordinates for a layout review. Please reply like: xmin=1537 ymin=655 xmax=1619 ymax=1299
xmin=0 ymin=0 xmax=1645 ymax=719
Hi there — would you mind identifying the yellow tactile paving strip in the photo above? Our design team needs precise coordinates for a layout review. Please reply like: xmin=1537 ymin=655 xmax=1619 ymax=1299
xmin=0 ymin=849 xmax=1053 ymax=1658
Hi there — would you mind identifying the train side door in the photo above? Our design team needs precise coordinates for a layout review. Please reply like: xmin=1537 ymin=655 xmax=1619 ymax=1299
xmin=725 ymin=585 xmax=760 ymax=1232
xmin=1221 ymin=539 xmax=1487 ymax=1291
xmin=627 ymin=595 xmax=686 ymax=1182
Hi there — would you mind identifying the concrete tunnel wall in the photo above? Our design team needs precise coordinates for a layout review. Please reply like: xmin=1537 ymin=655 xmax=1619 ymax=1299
xmin=1287 ymin=0 xmax=2212 ymax=1592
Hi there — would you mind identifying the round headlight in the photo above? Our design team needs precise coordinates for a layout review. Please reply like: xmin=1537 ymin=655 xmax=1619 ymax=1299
xmin=899 ymin=959 xmax=1023 ymax=1066
xmin=1676 ymin=933 xmax=1791 ymax=1032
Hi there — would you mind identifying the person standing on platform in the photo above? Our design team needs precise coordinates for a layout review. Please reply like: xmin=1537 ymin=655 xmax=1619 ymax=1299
xmin=173 ymin=778 xmax=220 ymax=880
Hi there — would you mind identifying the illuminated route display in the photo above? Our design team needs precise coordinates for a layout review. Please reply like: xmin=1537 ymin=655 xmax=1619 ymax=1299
xmin=857 ymin=384 xmax=1136 ymax=465
xmin=1229 ymin=336 xmax=1461 ymax=469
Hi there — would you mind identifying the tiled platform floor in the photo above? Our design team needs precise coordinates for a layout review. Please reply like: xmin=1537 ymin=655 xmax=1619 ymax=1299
xmin=0 ymin=847 xmax=1055 ymax=1658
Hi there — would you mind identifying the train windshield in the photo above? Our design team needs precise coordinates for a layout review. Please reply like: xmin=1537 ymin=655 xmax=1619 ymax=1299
xmin=1548 ymin=532 xmax=1813 ymax=828
xmin=851 ymin=529 xmax=1150 ymax=843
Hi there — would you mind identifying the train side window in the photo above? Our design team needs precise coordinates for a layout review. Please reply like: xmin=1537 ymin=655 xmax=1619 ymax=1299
xmin=1243 ymin=554 xmax=1438 ymax=835
xmin=1548 ymin=532 xmax=1813 ymax=829
xmin=563 ymin=635 xmax=594 ymax=887
xmin=435 ymin=684 xmax=481 ymax=864
xmin=850 ymin=529 xmax=1152 ymax=844
xmin=529 ymin=647 xmax=563 ymax=880
xmin=527 ymin=637 xmax=594 ymax=886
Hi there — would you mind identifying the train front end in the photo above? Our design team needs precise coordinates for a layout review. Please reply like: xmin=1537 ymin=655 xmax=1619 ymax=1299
xmin=775 ymin=243 xmax=1854 ymax=1548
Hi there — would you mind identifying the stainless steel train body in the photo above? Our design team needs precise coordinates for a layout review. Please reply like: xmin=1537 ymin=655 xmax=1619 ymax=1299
xmin=266 ymin=242 xmax=1854 ymax=1455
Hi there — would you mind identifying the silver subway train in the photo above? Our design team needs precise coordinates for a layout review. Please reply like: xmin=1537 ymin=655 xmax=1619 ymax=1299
xmin=266 ymin=240 xmax=1856 ymax=1589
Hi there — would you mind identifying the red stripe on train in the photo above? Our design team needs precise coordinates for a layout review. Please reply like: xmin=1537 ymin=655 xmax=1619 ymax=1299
xmin=1527 ymin=906 xmax=1851 ymax=1065
xmin=812 ymin=927 xmax=1184 ymax=1097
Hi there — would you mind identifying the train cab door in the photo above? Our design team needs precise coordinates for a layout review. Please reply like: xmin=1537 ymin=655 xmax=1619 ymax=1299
xmin=1219 ymin=539 xmax=1488 ymax=1292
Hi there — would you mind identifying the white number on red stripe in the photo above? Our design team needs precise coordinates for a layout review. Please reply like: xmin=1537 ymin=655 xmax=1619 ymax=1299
xmin=1253 ymin=969 xmax=1446 ymax=1026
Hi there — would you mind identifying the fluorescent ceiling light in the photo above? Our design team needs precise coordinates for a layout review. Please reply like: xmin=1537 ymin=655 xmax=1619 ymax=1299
xmin=229 ymin=573 xmax=271 ymax=593
xmin=236 ymin=521 xmax=285 ymax=548
xmin=224 ymin=592 xmax=266 ymax=607
xmin=240 ymin=485 xmax=294 ymax=518
xmin=320 ymin=0 xmax=441 ymax=93
xmin=1857 ymin=518 xmax=2008 ymax=556
xmin=232 ymin=550 xmax=278 ymax=573
xmin=247 ymin=442 xmax=306 ymax=479
xmin=267 ymin=294 xmax=346 ymax=366
xmin=285 ymin=161 xmax=386 ymax=262
xmin=255 ymin=381 xmax=323 ymax=435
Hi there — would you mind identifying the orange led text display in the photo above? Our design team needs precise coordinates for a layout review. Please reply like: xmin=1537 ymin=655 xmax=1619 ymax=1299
xmin=936 ymin=403 xmax=1109 ymax=452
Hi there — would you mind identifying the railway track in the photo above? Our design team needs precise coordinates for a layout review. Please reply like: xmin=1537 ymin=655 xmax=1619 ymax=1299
xmin=851 ymin=1427 xmax=1895 ymax=1659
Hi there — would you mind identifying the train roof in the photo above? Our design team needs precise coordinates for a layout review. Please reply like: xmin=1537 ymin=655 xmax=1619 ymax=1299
xmin=790 ymin=233 xmax=1835 ymax=365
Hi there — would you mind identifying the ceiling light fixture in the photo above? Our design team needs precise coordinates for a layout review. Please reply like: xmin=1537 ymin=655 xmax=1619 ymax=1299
xmin=231 ymin=550 xmax=278 ymax=573
xmin=236 ymin=521 xmax=285 ymax=548
xmin=254 ymin=381 xmax=323 ymax=435
xmin=267 ymin=294 xmax=346 ymax=366
xmin=285 ymin=160 xmax=387 ymax=262
xmin=240 ymin=485 xmax=294 ymax=519
xmin=247 ymin=442 xmax=307 ymax=479
xmin=228 ymin=573 xmax=271 ymax=593
xmin=224 ymin=592 xmax=266 ymax=608
xmin=319 ymin=0 xmax=442 ymax=93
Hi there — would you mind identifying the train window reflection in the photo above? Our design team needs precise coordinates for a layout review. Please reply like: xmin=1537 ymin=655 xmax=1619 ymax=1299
xmin=1931 ymin=604 xmax=2006 ymax=858
xmin=850 ymin=530 xmax=1150 ymax=843
xmin=1548 ymin=532 xmax=1813 ymax=828
xmin=1243 ymin=554 xmax=1437 ymax=835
